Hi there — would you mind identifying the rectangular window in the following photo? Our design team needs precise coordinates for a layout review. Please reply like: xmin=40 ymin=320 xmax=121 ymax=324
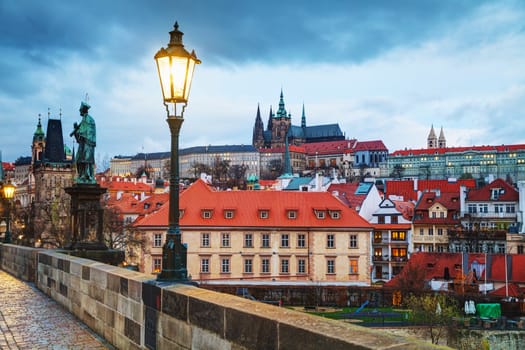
xmin=244 ymin=233 xmax=253 ymax=247
xmin=261 ymin=258 xmax=270 ymax=273
xmin=316 ymin=210 xmax=325 ymax=219
xmin=437 ymin=228 xmax=443 ymax=236
xmin=378 ymin=216 xmax=385 ymax=224
xmin=280 ymin=259 xmax=289 ymax=274
xmin=391 ymin=215 xmax=398 ymax=224
xmin=327 ymin=234 xmax=335 ymax=248
xmin=327 ymin=259 xmax=335 ymax=274
xmin=479 ymin=204 xmax=488 ymax=213
xmin=287 ymin=210 xmax=297 ymax=219
xmin=297 ymin=259 xmax=306 ymax=274
xmin=259 ymin=210 xmax=269 ymax=219
xmin=349 ymin=259 xmax=358 ymax=274
xmin=468 ymin=204 xmax=477 ymax=214
xmin=244 ymin=259 xmax=253 ymax=273
xmin=201 ymin=258 xmax=209 ymax=273
xmin=349 ymin=234 xmax=358 ymax=248
xmin=374 ymin=231 xmax=382 ymax=243
xmin=281 ymin=234 xmax=289 ymax=248
xmin=221 ymin=258 xmax=230 ymax=273
xmin=201 ymin=233 xmax=210 ymax=247
xmin=224 ymin=210 xmax=234 ymax=219
xmin=297 ymin=234 xmax=306 ymax=248
xmin=518 ymin=245 xmax=524 ymax=254
xmin=431 ymin=212 xmax=436 ymax=218
xmin=495 ymin=204 xmax=504 ymax=213
xmin=440 ymin=212 xmax=445 ymax=218
xmin=391 ymin=231 xmax=406 ymax=241
xmin=262 ymin=233 xmax=270 ymax=248
xmin=153 ymin=257 xmax=162 ymax=273
xmin=419 ymin=228 xmax=424 ymax=235
xmin=506 ymin=205 xmax=516 ymax=213
xmin=153 ymin=233 xmax=162 ymax=247
xmin=221 ymin=233 xmax=230 ymax=247
xmin=202 ymin=210 xmax=212 ymax=219
xmin=428 ymin=228 xmax=434 ymax=236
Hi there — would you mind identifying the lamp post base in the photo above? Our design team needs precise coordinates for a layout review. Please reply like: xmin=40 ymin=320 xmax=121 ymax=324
xmin=157 ymin=230 xmax=189 ymax=282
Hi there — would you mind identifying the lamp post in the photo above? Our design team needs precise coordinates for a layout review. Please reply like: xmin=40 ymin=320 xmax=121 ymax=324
xmin=154 ymin=22 xmax=200 ymax=281
xmin=2 ymin=180 xmax=15 ymax=243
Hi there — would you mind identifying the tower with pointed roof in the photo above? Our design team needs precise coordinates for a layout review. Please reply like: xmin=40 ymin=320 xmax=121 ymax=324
xmin=271 ymin=89 xmax=292 ymax=148
xmin=438 ymin=127 xmax=446 ymax=148
xmin=252 ymin=104 xmax=265 ymax=149
xmin=31 ymin=113 xmax=74 ymax=247
xmin=251 ymin=89 xmax=344 ymax=149
xmin=427 ymin=125 xmax=438 ymax=149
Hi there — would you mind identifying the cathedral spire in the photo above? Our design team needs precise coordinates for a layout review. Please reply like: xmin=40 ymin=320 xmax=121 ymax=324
xmin=301 ymin=103 xmax=306 ymax=128
xmin=252 ymin=104 xmax=265 ymax=148
xmin=267 ymin=106 xmax=273 ymax=131
xmin=276 ymin=89 xmax=289 ymax=119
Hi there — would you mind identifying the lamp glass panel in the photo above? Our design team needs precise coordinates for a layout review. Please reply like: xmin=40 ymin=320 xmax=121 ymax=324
xmin=156 ymin=56 xmax=172 ymax=101
xmin=170 ymin=56 xmax=189 ymax=100
xmin=3 ymin=185 xmax=15 ymax=199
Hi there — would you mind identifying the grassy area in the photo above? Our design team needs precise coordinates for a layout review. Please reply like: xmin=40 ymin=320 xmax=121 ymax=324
xmin=307 ymin=307 xmax=410 ymax=325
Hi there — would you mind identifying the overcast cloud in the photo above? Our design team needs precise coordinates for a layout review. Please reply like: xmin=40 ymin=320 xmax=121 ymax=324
xmin=0 ymin=0 xmax=524 ymax=167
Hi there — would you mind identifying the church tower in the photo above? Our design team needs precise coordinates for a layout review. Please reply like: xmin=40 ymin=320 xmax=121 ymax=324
xmin=438 ymin=127 xmax=446 ymax=148
xmin=32 ymin=113 xmax=74 ymax=247
xmin=271 ymin=89 xmax=292 ymax=148
xmin=252 ymin=104 xmax=265 ymax=149
xmin=427 ymin=125 xmax=438 ymax=149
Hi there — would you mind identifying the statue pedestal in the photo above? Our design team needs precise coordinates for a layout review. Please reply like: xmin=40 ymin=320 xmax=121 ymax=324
xmin=64 ymin=183 xmax=108 ymax=250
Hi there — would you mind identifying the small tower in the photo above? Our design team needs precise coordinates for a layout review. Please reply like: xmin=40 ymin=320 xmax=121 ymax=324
xmin=32 ymin=115 xmax=45 ymax=164
xmin=301 ymin=103 xmax=306 ymax=129
xmin=438 ymin=127 xmax=446 ymax=148
xmin=427 ymin=125 xmax=438 ymax=149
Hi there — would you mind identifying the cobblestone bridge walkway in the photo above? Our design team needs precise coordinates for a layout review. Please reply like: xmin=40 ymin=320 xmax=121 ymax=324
xmin=0 ymin=270 xmax=112 ymax=349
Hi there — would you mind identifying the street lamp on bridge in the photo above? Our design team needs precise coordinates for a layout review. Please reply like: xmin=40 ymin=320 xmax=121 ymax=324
xmin=154 ymin=22 xmax=200 ymax=281
xmin=2 ymin=180 xmax=16 ymax=243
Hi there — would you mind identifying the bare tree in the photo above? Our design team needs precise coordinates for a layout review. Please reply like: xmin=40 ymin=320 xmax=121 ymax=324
xmin=34 ymin=197 xmax=69 ymax=248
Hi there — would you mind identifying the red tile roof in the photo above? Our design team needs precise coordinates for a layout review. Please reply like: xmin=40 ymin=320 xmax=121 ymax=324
xmin=386 ymin=179 xmax=476 ymax=201
xmin=466 ymin=178 xmax=518 ymax=202
xmin=387 ymin=252 xmax=525 ymax=288
xmin=391 ymin=144 xmax=525 ymax=156
xmin=303 ymin=140 xmax=357 ymax=156
xmin=328 ymin=183 xmax=366 ymax=209
xmin=135 ymin=179 xmax=372 ymax=229
xmin=353 ymin=140 xmax=388 ymax=151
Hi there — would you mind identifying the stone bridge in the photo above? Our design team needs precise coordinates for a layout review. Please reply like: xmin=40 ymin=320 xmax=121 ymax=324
xmin=0 ymin=244 xmax=446 ymax=349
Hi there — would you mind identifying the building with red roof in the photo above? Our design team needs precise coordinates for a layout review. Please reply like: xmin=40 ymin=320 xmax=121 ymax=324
xmin=134 ymin=179 xmax=373 ymax=285
xmin=370 ymin=198 xmax=413 ymax=282
xmin=387 ymin=252 xmax=525 ymax=297
xmin=387 ymin=137 xmax=525 ymax=182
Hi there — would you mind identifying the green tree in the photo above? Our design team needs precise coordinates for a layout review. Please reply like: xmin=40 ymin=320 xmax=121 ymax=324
xmin=190 ymin=162 xmax=211 ymax=179
xmin=390 ymin=164 xmax=405 ymax=179
xmin=405 ymin=293 xmax=459 ymax=345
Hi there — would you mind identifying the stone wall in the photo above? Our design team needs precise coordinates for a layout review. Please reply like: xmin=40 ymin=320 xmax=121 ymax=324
xmin=0 ymin=244 xmax=445 ymax=349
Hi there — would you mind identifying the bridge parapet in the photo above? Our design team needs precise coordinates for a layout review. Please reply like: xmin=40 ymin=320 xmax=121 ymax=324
xmin=1 ymin=244 xmax=446 ymax=349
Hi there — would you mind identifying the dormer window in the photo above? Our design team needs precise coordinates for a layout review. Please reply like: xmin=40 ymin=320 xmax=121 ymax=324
xmin=315 ymin=210 xmax=326 ymax=219
xmin=224 ymin=210 xmax=235 ymax=219
xmin=259 ymin=210 xmax=269 ymax=219
xmin=329 ymin=211 xmax=340 ymax=219
xmin=287 ymin=210 xmax=297 ymax=219
xmin=202 ymin=210 xmax=212 ymax=219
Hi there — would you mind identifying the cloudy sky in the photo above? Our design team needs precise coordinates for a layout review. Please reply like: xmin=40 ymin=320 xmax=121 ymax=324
xmin=1 ymin=0 xmax=524 ymax=167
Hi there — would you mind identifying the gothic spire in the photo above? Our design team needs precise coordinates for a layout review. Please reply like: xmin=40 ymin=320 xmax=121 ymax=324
xmin=276 ymin=89 xmax=289 ymax=119
xmin=267 ymin=106 xmax=273 ymax=131
xmin=301 ymin=103 xmax=306 ymax=128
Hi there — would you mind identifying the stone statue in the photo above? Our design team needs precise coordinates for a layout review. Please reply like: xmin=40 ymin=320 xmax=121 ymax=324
xmin=71 ymin=101 xmax=96 ymax=183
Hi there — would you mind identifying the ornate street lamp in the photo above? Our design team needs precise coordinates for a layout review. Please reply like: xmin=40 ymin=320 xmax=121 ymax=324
xmin=154 ymin=22 xmax=200 ymax=281
xmin=2 ymin=180 xmax=15 ymax=243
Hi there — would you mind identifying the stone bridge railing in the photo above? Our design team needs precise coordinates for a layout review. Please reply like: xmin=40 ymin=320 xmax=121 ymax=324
xmin=0 ymin=244 xmax=445 ymax=349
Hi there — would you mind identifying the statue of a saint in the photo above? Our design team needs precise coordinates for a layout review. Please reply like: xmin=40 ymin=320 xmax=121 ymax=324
xmin=71 ymin=101 xmax=96 ymax=183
